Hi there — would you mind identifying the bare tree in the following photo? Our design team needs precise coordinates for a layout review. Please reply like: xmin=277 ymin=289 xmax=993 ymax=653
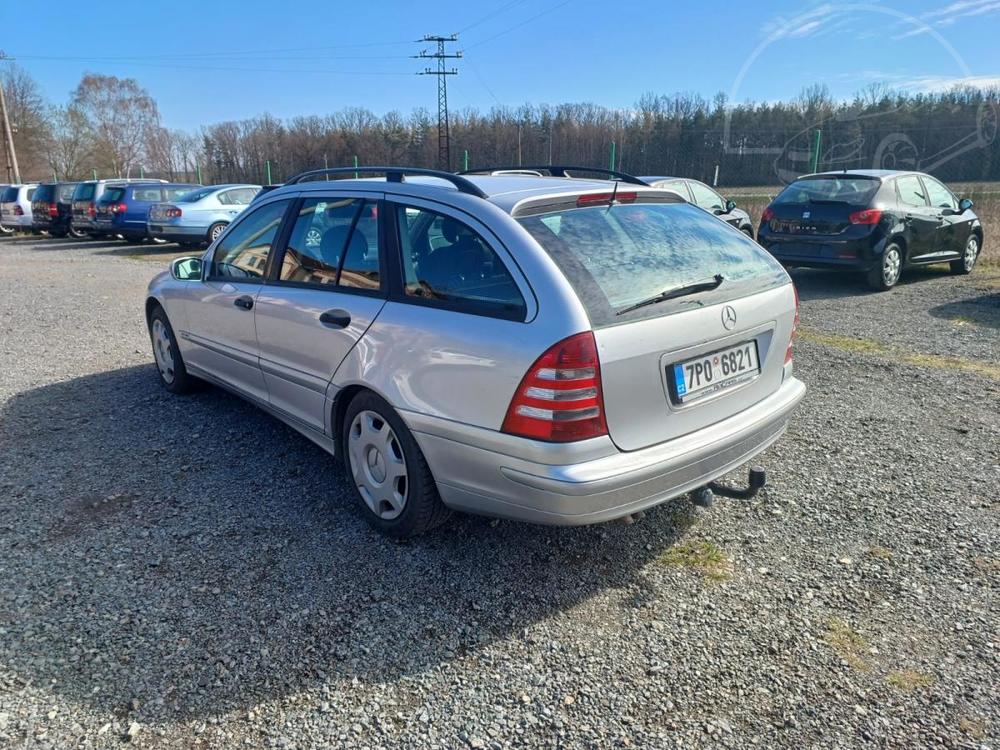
xmin=71 ymin=74 xmax=161 ymax=178
xmin=45 ymin=105 xmax=94 ymax=180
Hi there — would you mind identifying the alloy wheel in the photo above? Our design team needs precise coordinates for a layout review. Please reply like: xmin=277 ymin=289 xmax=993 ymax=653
xmin=151 ymin=318 xmax=175 ymax=384
xmin=347 ymin=410 xmax=408 ymax=520
xmin=883 ymin=247 xmax=901 ymax=286
xmin=210 ymin=224 xmax=226 ymax=242
xmin=964 ymin=236 xmax=979 ymax=271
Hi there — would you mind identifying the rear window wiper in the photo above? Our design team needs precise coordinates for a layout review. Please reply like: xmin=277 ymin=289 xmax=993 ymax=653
xmin=615 ymin=274 xmax=724 ymax=316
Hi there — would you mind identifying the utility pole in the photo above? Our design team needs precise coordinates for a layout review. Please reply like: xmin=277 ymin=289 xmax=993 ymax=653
xmin=415 ymin=35 xmax=460 ymax=171
xmin=0 ymin=52 xmax=21 ymax=184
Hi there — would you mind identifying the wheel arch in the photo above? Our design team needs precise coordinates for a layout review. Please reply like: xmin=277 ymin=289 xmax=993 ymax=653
xmin=144 ymin=295 xmax=164 ymax=327
xmin=887 ymin=233 xmax=908 ymax=263
xmin=330 ymin=383 xmax=397 ymax=462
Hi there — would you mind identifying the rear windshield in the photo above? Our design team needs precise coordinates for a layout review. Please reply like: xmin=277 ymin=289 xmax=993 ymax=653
xmin=176 ymin=187 xmax=216 ymax=203
xmin=100 ymin=187 xmax=127 ymax=203
xmin=773 ymin=176 xmax=879 ymax=206
xmin=519 ymin=201 xmax=787 ymax=325
xmin=57 ymin=184 xmax=78 ymax=201
xmin=1 ymin=187 xmax=17 ymax=202
xmin=33 ymin=184 xmax=55 ymax=202
xmin=74 ymin=183 xmax=96 ymax=201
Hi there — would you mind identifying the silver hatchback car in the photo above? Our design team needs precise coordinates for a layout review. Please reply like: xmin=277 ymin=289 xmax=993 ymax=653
xmin=146 ymin=167 xmax=804 ymax=537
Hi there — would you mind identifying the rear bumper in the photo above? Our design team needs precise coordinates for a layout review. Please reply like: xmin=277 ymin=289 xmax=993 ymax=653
xmin=2 ymin=214 xmax=33 ymax=228
xmin=147 ymin=223 xmax=206 ymax=242
xmin=758 ymin=232 xmax=884 ymax=271
xmin=410 ymin=376 xmax=806 ymax=525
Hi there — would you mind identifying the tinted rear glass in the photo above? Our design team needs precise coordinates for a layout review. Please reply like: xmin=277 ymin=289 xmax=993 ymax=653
xmin=519 ymin=201 xmax=787 ymax=325
xmin=57 ymin=184 xmax=78 ymax=202
xmin=33 ymin=185 xmax=55 ymax=202
xmin=1 ymin=187 xmax=17 ymax=202
xmin=176 ymin=187 xmax=216 ymax=203
xmin=74 ymin=183 xmax=96 ymax=201
xmin=773 ymin=177 xmax=879 ymax=206
xmin=101 ymin=187 xmax=127 ymax=203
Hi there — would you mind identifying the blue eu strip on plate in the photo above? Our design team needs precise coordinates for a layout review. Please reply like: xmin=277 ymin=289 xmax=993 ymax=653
xmin=673 ymin=364 xmax=687 ymax=397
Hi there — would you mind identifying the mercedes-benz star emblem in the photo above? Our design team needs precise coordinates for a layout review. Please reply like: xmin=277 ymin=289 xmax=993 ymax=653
xmin=722 ymin=305 xmax=737 ymax=330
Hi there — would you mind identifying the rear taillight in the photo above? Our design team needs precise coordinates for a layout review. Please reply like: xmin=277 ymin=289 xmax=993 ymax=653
xmin=501 ymin=332 xmax=608 ymax=442
xmin=14 ymin=205 xmax=23 ymax=216
xmin=48 ymin=203 xmax=58 ymax=218
xmin=87 ymin=203 xmax=96 ymax=217
xmin=576 ymin=191 xmax=637 ymax=208
xmin=112 ymin=203 xmax=127 ymax=214
xmin=848 ymin=208 xmax=882 ymax=225
xmin=761 ymin=206 xmax=774 ymax=222
xmin=785 ymin=285 xmax=799 ymax=365
xmin=166 ymin=207 xmax=182 ymax=218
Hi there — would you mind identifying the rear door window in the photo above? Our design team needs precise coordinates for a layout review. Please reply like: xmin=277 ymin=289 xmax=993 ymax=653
xmin=210 ymin=199 xmax=290 ymax=281
xmin=394 ymin=204 xmax=526 ymax=320
xmin=219 ymin=188 xmax=258 ymax=205
xmin=164 ymin=186 xmax=196 ymax=201
xmin=519 ymin=201 xmax=786 ymax=325
xmin=57 ymin=184 xmax=77 ymax=202
xmin=102 ymin=187 xmax=127 ymax=203
xmin=24 ymin=188 xmax=36 ymax=201
xmin=278 ymin=197 xmax=379 ymax=289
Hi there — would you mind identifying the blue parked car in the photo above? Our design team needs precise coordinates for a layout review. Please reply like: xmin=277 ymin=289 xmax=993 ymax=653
xmin=147 ymin=184 xmax=261 ymax=246
xmin=93 ymin=183 xmax=201 ymax=242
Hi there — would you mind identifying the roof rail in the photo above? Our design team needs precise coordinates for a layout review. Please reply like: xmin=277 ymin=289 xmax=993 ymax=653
xmin=459 ymin=165 xmax=648 ymax=186
xmin=284 ymin=166 xmax=488 ymax=198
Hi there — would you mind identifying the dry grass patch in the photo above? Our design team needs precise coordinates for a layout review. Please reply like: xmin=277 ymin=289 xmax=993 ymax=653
xmin=824 ymin=618 xmax=871 ymax=671
xmin=869 ymin=546 xmax=894 ymax=560
xmin=959 ymin=717 xmax=987 ymax=740
xmin=799 ymin=328 xmax=1000 ymax=381
xmin=658 ymin=540 xmax=732 ymax=582
xmin=887 ymin=669 xmax=936 ymax=691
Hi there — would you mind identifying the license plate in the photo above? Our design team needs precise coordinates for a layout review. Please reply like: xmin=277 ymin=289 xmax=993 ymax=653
xmin=671 ymin=341 xmax=759 ymax=402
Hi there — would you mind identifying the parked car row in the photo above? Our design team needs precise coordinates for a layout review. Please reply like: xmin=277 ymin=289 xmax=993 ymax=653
xmin=0 ymin=179 xmax=262 ymax=245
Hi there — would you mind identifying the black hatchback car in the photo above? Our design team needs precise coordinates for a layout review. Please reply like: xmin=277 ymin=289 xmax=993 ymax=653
xmin=640 ymin=176 xmax=755 ymax=238
xmin=31 ymin=182 xmax=80 ymax=237
xmin=757 ymin=170 xmax=982 ymax=290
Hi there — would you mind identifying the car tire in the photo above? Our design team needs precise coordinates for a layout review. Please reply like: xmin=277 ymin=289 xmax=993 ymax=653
xmin=867 ymin=242 xmax=903 ymax=291
xmin=0 ymin=224 xmax=13 ymax=235
xmin=207 ymin=223 xmax=228 ymax=244
xmin=741 ymin=227 xmax=755 ymax=241
xmin=68 ymin=226 xmax=87 ymax=239
xmin=950 ymin=234 xmax=980 ymax=275
xmin=342 ymin=390 xmax=451 ymax=538
xmin=148 ymin=305 xmax=199 ymax=395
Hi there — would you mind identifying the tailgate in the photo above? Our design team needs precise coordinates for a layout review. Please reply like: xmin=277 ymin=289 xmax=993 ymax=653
xmin=594 ymin=283 xmax=796 ymax=452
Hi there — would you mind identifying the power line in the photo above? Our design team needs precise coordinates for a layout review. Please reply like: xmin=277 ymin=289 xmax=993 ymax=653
xmin=16 ymin=59 xmax=411 ymax=77
xmin=416 ymin=35 xmax=461 ymax=170
xmin=10 ymin=40 xmax=414 ymax=62
xmin=464 ymin=0 xmax=574 ymax=49
xmin=455 ymin=0 xmax=532 ymax=35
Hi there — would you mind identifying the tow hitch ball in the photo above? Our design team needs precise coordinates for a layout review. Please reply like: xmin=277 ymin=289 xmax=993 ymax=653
xmin=691 ymin=466 xmax=767 ymax=508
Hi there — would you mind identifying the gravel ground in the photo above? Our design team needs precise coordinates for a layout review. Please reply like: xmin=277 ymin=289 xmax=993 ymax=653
xmin=0 ymin=236 xmax=997 ymax=749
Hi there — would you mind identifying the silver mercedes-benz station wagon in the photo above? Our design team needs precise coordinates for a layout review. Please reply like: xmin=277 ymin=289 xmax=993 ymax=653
xmin=146 ymin=167 xmax=805 ymax=537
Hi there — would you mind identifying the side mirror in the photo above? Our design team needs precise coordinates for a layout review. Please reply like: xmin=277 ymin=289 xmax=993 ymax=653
xmin=958 ymin=197 xmax=974 ymax=213
xmin=170 ymin=256 xmax=203 ymax=281
xmin=725 ymin=199 xmax=737 ymax=213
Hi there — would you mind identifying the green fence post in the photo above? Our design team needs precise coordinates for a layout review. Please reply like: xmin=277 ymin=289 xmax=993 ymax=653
xmin=353 ymin=155 xmax=359 ymax=179
xmin=463 ymin=149 xmax=469 ymax=171
xmin=265 ymin=160 xmax=272 ymax=185
xmin=139 ymin=166 xmax=144 ymax=178
xmin=196 ymin=164 xmax=203 ymax=184
xmin=609 ymin=141 xmax=616 ymax=172
xmin=810 ymin=129 xmax=823 ymax=173
xmin=92 ymin=168 xmax=97 ymax=180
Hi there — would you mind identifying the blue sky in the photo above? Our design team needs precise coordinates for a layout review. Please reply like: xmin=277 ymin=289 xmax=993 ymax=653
xmin=3 ymin=0 xmax=1000 ymax=130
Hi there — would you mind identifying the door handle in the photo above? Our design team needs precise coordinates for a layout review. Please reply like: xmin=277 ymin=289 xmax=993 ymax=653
xmin=319 ymin=309 xmax=351 ymax=328
xmin=233 ymin=295 xmax=254 ymax=310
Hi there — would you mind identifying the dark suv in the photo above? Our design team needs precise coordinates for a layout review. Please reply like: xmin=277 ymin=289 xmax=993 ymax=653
xmin=31 ymin=182 xmax=80 ymax=237
xmin=757 ymin=170 xmax=983 ymax=290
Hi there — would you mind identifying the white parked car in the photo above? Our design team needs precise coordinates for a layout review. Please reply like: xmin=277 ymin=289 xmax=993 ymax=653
xmin=0 ymin=184 xmax=39 ymax=232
